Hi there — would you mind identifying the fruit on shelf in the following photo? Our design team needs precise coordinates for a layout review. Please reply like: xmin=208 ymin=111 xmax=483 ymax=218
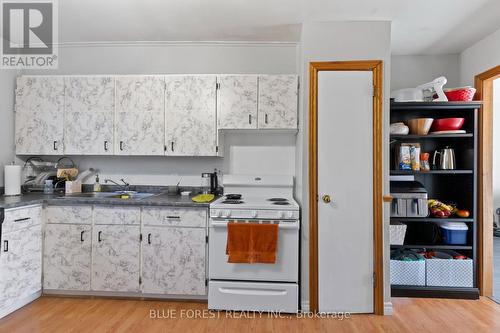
xmin=428 ymin=199 xmax=454 ymax=218
xmin=456 ymin=209 xmax=470 ymax=218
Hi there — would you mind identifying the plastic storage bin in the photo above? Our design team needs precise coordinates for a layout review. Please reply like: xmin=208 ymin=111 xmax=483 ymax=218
xmin=438 ymin=222 xmax=468 ymax=245
xmin=426 ymin=258 xmax=473 ymax=287
xmin=390 ymin=260 xmax=426 ymax=286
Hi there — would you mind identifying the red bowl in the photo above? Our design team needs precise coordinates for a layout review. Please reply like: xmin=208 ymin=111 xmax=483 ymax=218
xmin=431 ymin=118 xmax=465 ymax=132
xmin=444 ymin=87 xmax=476 ymax=101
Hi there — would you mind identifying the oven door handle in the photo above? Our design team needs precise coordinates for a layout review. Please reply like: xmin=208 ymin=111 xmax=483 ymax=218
xmin=210 ymin=221 xmax=299 ymax=230
xmin=218 ymin=287 xmax=287 ymax=296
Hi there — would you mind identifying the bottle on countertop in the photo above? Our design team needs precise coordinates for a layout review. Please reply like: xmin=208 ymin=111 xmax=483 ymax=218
xmin=93 ymin=174 xmax=102 ymax=192
xmin=44 ymin=179 xmax=54 ymax=194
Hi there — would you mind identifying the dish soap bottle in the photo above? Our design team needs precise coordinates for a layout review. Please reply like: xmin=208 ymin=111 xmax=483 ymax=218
xmin=93 ymin=174 xmax=102 ymax=192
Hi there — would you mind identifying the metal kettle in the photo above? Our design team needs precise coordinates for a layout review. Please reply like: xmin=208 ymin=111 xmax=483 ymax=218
xmin=433 ymin=147 xmax=456 ymax=170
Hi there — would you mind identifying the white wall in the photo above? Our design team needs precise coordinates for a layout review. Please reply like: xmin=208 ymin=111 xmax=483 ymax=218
xmin=296 ymin=21 xmax=392 ymax=313
xmin=391 ymin=55 xmax=460 ymax=90
xmin=460 ymin=27 xmax=500 ymax=86
xmin=14 ymin=42 xmax=299 ymax=185
xmin=493 ymin=79 xmax=500 ymax=219
xmin=0 ymin=70 xmax=21 ymax=187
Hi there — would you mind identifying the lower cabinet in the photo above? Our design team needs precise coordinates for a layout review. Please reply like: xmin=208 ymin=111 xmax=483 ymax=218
xmin=92 ymin=224 xmax=141 ymax=292
xmin=0 ymin=223 xmax=42 ymax=317
xmin=142 ymin=226 xmax=206 ymax=295
xmin=43 ymin=224 xmax=92 ymax=290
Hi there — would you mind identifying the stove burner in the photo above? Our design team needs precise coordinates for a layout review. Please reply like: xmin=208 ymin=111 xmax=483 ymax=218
xmin=222 ymin=200 xmax=244 ymax=204
xmin=272 ymin=201 xmax=290 ymax=205
xmin=225 ymin=194 xmax=242 ymax=200
xmin=268 ymin=198 xmax=288 ymax=202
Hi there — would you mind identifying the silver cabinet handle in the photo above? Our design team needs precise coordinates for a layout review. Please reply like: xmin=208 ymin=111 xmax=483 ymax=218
xmin=119 ymin=141 xmax=124 ymax=151
xmin=14 ymin=217 xmax=30 ymax=223
xmin=104 ymin=141 xmax=109 ymax=151
xmin=165 ymin=215 xmax=181 ymax=219
xmin=249 ymin=114 xmax=252 ymax=124
xmin=53 ymin=141 xmax=58 ymax=151
xmin=171 ymin=141 xmax=175 ymax=152
xmin=265 ymin=114 xmax=268 ymax=124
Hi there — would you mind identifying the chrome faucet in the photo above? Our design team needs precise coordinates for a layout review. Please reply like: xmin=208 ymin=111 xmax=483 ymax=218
xmin=104 ymin=178 xmax=130 ymax=192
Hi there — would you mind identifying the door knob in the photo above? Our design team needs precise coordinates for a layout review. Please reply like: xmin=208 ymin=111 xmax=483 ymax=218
xmin=322 ymin=195 xmax=331 ymax=203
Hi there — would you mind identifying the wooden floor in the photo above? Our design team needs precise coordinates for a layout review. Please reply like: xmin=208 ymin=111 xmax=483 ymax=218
xmin=1 ymin=296 xmax=500 ymax=333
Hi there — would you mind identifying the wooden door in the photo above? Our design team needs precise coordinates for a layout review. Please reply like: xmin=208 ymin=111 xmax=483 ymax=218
xmin=317 ymin=71 xmax=374 ymax=313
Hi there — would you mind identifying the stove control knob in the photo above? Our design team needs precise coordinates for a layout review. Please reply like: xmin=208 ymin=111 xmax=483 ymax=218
xmin=252 ymin=211 xmax=258 ymax=218
xmin=287 ymin=212 xmax=295 ymax=219
xmin=279 ymin=211 xmax=286 ymax=219
xmin=217 ymin=210 xmax=223 ymax=218
xmin=224 ymin=210 xmax=231 ymax=218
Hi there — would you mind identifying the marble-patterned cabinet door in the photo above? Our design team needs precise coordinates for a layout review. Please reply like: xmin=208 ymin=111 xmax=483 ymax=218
xmin=165 ymin=75 xmax=217 ymax=156
xmin=64 ymin=77 xmax=115 ymax=155
xmin=217 ymin=75 xmax=258 ymax=129
xmin=44 ymin=224 xmax=92 ymax=291
xmin=15 ymin=76 xmax=65 ymax=155
xmin=92 ymin=225 xmax=140 ymax=292
xmin=142 ymin=226 xmax=206 ymax=295
xmin=115 ymin=76 xmax=165 ymax=156
xmin=258 ymin=75 xmax=299 ymax=129
xmin=0 ymin=225 xmax=42 ymax=311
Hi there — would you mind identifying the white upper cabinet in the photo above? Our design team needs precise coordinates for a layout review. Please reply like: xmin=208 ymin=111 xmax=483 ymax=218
xmin=15 ymin=76 xmax=65 ymax=155
xmin=64 ymin=77 xmax=115 ymax=155
xmin=217 ymin=75 xmax=258 ymax=129
xmin=115 ymin=76 xmax=165 ymax=156
xmin=165 ymin=75 xmax=217 ymax=156
xmin=258 ymin=75 xmax=298 ymax=129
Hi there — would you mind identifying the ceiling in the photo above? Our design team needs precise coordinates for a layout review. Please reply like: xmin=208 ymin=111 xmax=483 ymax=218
xmin=56 ymin=0 xmax=500 ymax=54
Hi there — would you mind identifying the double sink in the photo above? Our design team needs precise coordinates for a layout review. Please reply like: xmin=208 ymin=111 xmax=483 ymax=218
xmin=63 ymin=191 xmax=158 ymax=200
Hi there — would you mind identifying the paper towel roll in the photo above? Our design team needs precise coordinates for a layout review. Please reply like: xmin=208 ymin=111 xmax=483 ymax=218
xmin=4 ymin=164 xmax=21 ymax=196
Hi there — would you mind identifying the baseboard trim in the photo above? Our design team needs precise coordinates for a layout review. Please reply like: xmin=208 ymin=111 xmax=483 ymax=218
xmin=0 ymin=290 xmax=42 ymax=319
xmin=384 ymin=301 xmax=393 ymax=315
xmin=42 ymin=289 xmax=207 ymax=301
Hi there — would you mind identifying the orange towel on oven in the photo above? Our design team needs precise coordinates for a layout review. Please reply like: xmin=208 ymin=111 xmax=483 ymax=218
xmin=226 ymin=222 xmax=278 ymax=264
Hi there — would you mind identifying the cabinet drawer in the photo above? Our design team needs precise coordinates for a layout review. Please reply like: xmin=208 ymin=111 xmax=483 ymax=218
xmin=142 ymin=207 xmax=207 ymax=227
xmin=208 ymin=281 xmax=298 ymax=313
xmin=45 ymin=205 xmax=92 ymax=224
xmin=94 ymin=206 xmax=140 ymax=225
xmin=3 ymin=205 xmax=42 ymax=233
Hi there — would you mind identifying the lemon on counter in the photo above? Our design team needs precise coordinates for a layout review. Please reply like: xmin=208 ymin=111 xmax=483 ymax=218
xmin=192 ymin=194 xmax=215 ymax=203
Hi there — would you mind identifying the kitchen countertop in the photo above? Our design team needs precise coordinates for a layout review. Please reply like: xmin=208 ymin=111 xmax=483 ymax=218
xmin=0 ymin=192 xmax=213 ymax=209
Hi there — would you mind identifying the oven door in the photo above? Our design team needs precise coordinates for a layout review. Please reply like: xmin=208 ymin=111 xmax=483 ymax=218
xmin=208 ymin=219 xmax=299 ymax=282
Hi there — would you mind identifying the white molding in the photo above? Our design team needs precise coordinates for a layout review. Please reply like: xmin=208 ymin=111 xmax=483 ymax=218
xmin=54 ymin=41 xmax=299 ymax=48
xmin=301 ymin=300 xmax=310 ymax=312
xmin=384 ymin=301 xmax=393 ymax=315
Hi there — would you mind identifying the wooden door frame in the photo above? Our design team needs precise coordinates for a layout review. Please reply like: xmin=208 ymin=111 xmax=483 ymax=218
xmin=308 ymin=60 xmax=384 ymax=314
xmin=475 ymin=65 xmax=500 ymax=296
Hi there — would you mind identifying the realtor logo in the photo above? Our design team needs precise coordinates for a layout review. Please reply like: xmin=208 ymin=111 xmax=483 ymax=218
xmin=1 ymin=0 xmax=58 ymax=68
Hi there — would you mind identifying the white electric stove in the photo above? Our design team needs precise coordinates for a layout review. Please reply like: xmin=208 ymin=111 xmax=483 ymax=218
xmin=208 ymin=175 xmax=300 ymax=313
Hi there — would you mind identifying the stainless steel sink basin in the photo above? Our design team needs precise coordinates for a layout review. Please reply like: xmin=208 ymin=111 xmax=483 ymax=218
xmin=63 ymin=191 xmax=157 ymax=200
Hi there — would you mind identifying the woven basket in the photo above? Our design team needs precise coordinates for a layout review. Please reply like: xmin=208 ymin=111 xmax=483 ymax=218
xmin=390 ymin=222 xmax=407 ymax=245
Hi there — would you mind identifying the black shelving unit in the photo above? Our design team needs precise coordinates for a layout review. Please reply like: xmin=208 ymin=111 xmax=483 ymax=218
xmin=390 ymin=101 xmax=481 ymax=299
